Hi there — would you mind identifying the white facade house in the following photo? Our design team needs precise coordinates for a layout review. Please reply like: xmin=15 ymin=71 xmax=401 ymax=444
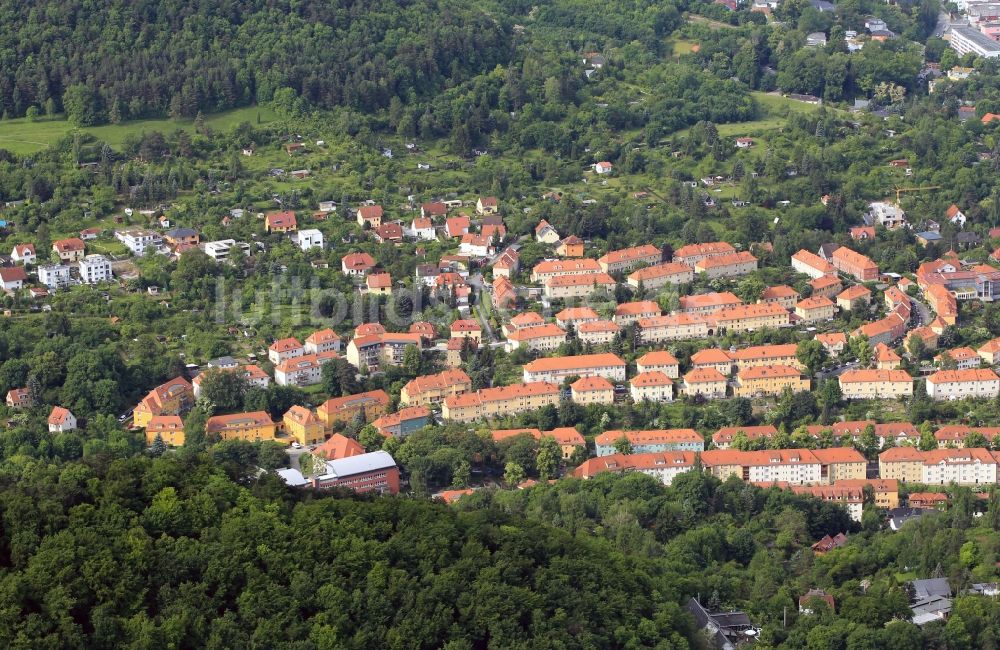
xmin=11 ymin=244 xmax=36 ymax=265
xmin=629 ymin=372 xmax=674 ymax=403
xmin=38 ymin=264 xmax=71 ymax=290
xmin=274 ymin=352 xmax=336 ymax=386
xmin=115 ymin=229 xmax=164 ymax=256
xmin=922 ymin=450 xmax=998 ymax=486
xmin=746 ymin=455 xmax=822 ymax=485
xmin=78 ymin=255 xmax=113 ymax=284
xmin=203 ymin=239 xmax=251 ymax=262
xmin=295 ymin=229 xmax=324 ymax=251
xmin=926 ymin=369 xmax=1000 ymax=401
xmin=949 ymin=25 xmax=1000 ymax=58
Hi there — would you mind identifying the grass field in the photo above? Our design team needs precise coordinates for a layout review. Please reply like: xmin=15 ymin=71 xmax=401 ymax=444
xmin=672 ymin=39 xmax=700 ymax=56
xmin=0 ymin=106 xmax=280 ymax=155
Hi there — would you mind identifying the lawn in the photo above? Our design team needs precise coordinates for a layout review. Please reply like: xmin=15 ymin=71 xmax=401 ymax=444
xmin=0 ymin=106 xmax=280 ymax=155
xmin=672 ymin=39 xmax=700 ymax=56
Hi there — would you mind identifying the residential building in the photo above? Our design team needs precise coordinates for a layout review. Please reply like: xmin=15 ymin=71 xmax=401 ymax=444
xmin=530 ymin=258 xmax=602 ymax=283
xmin=265 ymin=211 xmax=297 ymax=232
xmin=133 ymin=376 xmax=194 ymax=428
xmin=556 ymin=307 xmax=600 ymax=328
xmin=597 ymin=244 xmax=661 ymax=273
xmin=0 ymin=267 xmax=27 ymax=291
xmin=934 ymin=425 xmax=1000 ymax=448
xmin=445 ymin=216 xmax=471 ymax=238
xmin=313 ymin=434 xmax=365 ymax=460
xmin=836 ymin=478 xmax=899 ymax=509
xmin=476 ymin=196 xmax=499 ymax=215
xmin=556 ymin=236 xmax=585 ymax=258
xmin=504 ymin=323 xmax=567 ymax=352
xmin=421 ymin=202 xmax=447 ymax=219
xmin=10 ymin=244 xmax=35 ymax=265
xmin=274 ymin=351 xmax=338 ymax=386
xmin=372 ymin=406 xmax=431 ymax=438
xmin=734 ymin=365 xmax=809 ymax=397
xmin=630 ymin=371 xmax=674 ymax=403
xmin=637 ymin=313 xmax=711 ymax=344
xmin=543 ymin=272 xmax=616 ymax=299
xmin=295 ymin=229 xmax=324 ymax=251
xmin=145 ymin=415 xmax=185 ymax=447
xmin=627 ymin=261 xmax=694 ymax=290
xmin=52 ymin=237 xmax=86 ymax=262
xmin=357 ymin=205 xmax=384 ymax=228
xmin=711 ymin=425 xmax=778 ymax=449
xmin=535 ymin=219 xmax=560 ymax=244
xmin=522 ymin=352 xmax=626 ymax=383
xmin=831 ymin=247 xmax=879 ymax=281
xmin=838 ymin=369 xmax=913 ymax=399
xmin=837 ymin=285 xmax=872 ymax=311
xmin=936 ymin=347 xmax=981 ymax=370
xmin=691 ymin=348 xmax=735 ymax=375
xmin=792 ymin=485 xmax=865 ymax=521
xmin=682 ymin=368 xmax=728 ymax=399
xmin=595 ymin=429 xmax=703 ymax=456
xmin=636 ymin=350 xmax=680 ymax=377
xmin=922 ymin=448 xmax=998 ymax=485
xmin=401 ymin=369 xmax=473 ymax=406
xmin=573 ymin=452 xmax=698 ymax=486
xmin=613 ymin=300 xmax=660 ymax=326
xmin=492 ymin=248 xmax=519 ymax=278
xmin=978 ymin=337 xmax=1000 ymax=364
xmin=701 ymin=449 xmax=822 ymax=485
xmin=205 ymin=411 xmax=276 ymax=441
xmin=816 ymin=332 xmax=848 ymax=356
xmin=341 ymin=252 xmax=377 ymax=276
xmin=731 ymin=343 xmax=802 ymax=370
xmin=678 ymin=291 xmax=742 ymax=314
xmin=163 ymin=228 xmax=200 ymax=248
xmin=759 ymin=285 xmax=800 ymax=310
xmin=795 ymin=295 xmax=836 ymax=323
xmin=578 ymin=320 xmax=620 ymax=345
xmin=305 ymin=328 xmax=341 ymax=354
xmin=202 ymin=239 xmax=250 ymax=262
xmin=868 ymin=201 xmax=907 ymax=230
xmin=694 ymin=251 xmax=758 ymax=279
xmin=268 ymin=337 xmax=304 ymax=365
xmin=283 ymin=405 xmax=325 ymax=446
xmin=48 ymin=406 xmax=76 ymax=433
xmin=409 ymin=217 xmax=436 ymax=241
xmin=791 ymin=249 xmax=836 ymax=279
xmin=442 ymin=382 xmax=560 ymax=422
xmin=812 ymin=448 xmax=867 ymax=482
xmin=874 ymin=342 xmax=902 ymax=370
xmin=115 ymin=229 xmax=163 ymax=256
xmin=317 ymin=390 xmax=391 ymax=432
xmin=571 ymin=376 xmax=615 ymax=404
xmin=711 ymin=302 xmax=791 ymax=333
xmin=926 ymin=368 xmax=1000 ymax=400
xmin=345 ymin=332 xmax=423 ymax=371
xmin=37 ymin=264 xmax=71 ymax=290
xmin=77 ymin=255 xmax=113 ymax=284
xmin=5 ymin=387 xmax=31 ymax=408
xmin=810 ymin=275 xmax=843 ymax=299
xmin=948 ymin=24 xmax=1000 ymax=58
xmin=673 ymin=242 xmax=736 ymax=266
xmin=879 ymin=446 xmax=927 ymax=483
xmin=491 ymin=427 xmax=586 ymax=460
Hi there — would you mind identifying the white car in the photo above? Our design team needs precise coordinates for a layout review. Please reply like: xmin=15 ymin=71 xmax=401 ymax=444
xmin=291 ymin=442 xmax=302 ymax=449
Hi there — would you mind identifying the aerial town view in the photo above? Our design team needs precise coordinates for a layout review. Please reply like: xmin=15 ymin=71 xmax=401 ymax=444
xmin=2 ymin=0 xmax=1000 ymax=646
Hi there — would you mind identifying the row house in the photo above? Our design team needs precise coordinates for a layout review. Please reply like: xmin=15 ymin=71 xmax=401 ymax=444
xmin=734 ymin=365 xmax=809 ymax=397
xmin=613 ymin=300 xmax=661 ymax=326
xmin=804 ymin=421 xmax=919 ymax=447
xmin=274 ymin=351 xmax=338 ymax=386
xmin=881 ymin=447 xmax=1000 ymax=486
xmin=711 ymin=302 xmax=791 ymax=333
xmin=629 ymin=371 xmax=674 ymax=402
xmin=694 ymin=251 xmax=758 ymax=279
xmin=627 ymin=261 xmax=694 ymax=291
xmin=701 ymin=449 xmax=822 ymax=485
xmin=442 ymin=382 xmax=560 ymax=422
xmin=679 ymin=291 xmax=743 ymax=314
xmin=570 ymin=376 xmax=615 ymax=405
xmin=373 ymin=406 xmax=432 ymax=438
xmin=809 ymin=275 xmax=843 ymax=299
xmin=597 ymin=244 xmax=661 ymax=274
xmin=925 ymin=284 xmax=958 ymax=326
xmin=573 ymin=451 xmax=698 ymax=486
xmin=400 ymin=368 xmax=473 ymax=406
xmin=854 ymin=310 xmax=908 ymax=346
xmin=594 ymin=428 xmax=704 ymax=456
xmin=317 ymin=389 xmax=391 ymax=432
xmin=926 ymin=368 xmax=1000 ymax=400
xmin=522 ymin=352 xmax=627 ymax=383
xmin=691 ymin=348 xmax=734 ymax=375
xmin=790 ymin=485 xmax=865 ymax=521
xmin=505 ymin=322 xmax=567 ymax=352
xmin=934 ymin=425 xmax=1000 ymax=448
xmin=502 ymin=311 xmax=545 ymax=336
xmin=637 ymin=313 xmax=711 ymax=343
xmin=731 ymin=343 xmax=802 ymax=371
xmin=812 ymin=448 xmax=867 ymax=482
xmin=193 ymin=364 xmax=269 ymax=398
xmin=636 ymin=350 xmax=680 ymax=377
xmin=531 ymin=258 xmax=602 ymax=283
xmin=673 ymin=241 xmax=736 ymax=266
xmin=838 ymin=369 xmax=914 ymax=400
xmin=543 ymin=272 xmax=616 ymax=299
xmin=578 ymin=320 xmax=620 ymax=345
xmin=556 ymin=307 xmax=599 ymax=328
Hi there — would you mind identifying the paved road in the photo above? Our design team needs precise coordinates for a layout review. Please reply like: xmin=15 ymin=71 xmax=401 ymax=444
xmin=816 ymin=361 xmax=860 ymax=382
xmin=932 ymin=12 xmax=955 ymax=38
xmin=910 ymin=296 xmax=931 ymax=329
